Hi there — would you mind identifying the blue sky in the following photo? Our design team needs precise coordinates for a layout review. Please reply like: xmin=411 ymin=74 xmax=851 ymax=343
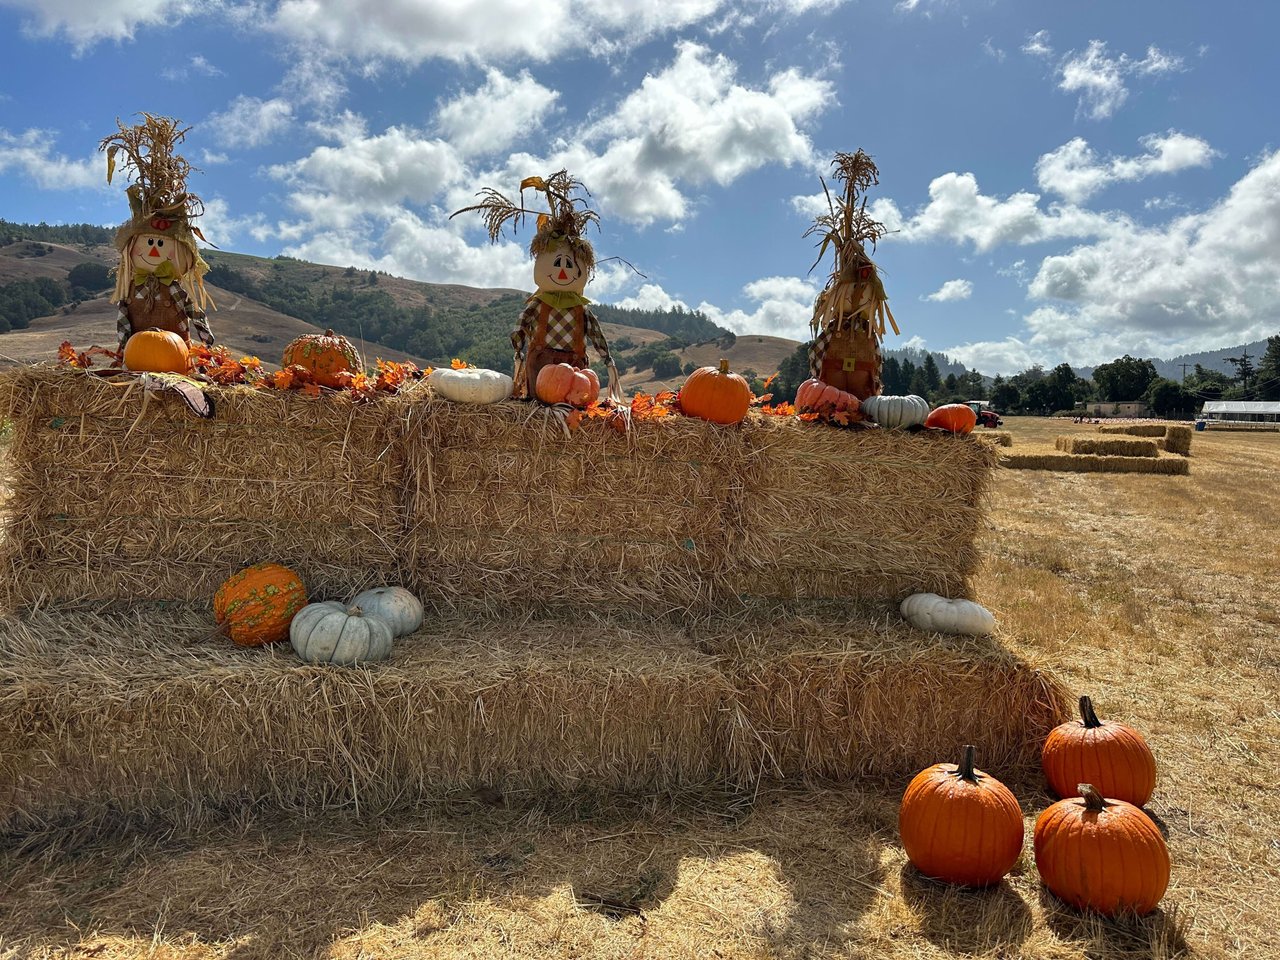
xmin=1 ymin=0 xmax=1276 ymax=374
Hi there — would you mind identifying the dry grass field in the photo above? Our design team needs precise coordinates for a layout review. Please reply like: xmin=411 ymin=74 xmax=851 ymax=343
xmin=1 ymin=417 xmax=1277 ymax=959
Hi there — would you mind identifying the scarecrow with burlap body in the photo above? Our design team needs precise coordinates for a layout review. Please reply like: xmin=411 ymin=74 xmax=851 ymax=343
xmin=100 ymin=114 xmax=215 ymax=352
xmin=452 ymin=171 xmax=620 ymax=401
xmin=805 ymin=150 xmax=900 ymax=401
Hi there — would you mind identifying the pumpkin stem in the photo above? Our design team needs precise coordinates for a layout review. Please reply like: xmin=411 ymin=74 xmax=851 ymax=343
xmin=717 ymin=358 xmax=730 ymax=375
xmin=325 ymin=328 xmax=335 ymax=336
xmin=1078 ymin=695 xmax=1103 ymax=728
xmin=1079 ymin=783 xmax=1108 ymax=812
xmin=955 ymin=744 xmax=979 ymax=783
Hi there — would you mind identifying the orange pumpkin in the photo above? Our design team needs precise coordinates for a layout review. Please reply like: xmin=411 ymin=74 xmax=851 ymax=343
xmin=535 ymin=363 xmax=599 ymax=407
xmin=924 ymin=403 xmax=977 ymax=434
xmin=679 ymin=358 xmax=752 ymax=425
xmin=795 ymin=377 xmax=860 ymax=413
xmin=1042 ymin=696 xmax=1156 ymax=806
xmin=123 ymin=329 xmax=190 ymax=373
xmin=281 ymin=329 xmax=362 ymax=388
xmin=898 ymin=745 xmax=1025 ymax=887
xmin=213 ymin=561 xmax=307 ymax=647
xmin=1034 ymin=784 xmax=1170 ymax=916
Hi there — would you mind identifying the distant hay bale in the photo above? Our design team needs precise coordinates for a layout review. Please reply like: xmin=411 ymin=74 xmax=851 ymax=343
xmin=0 ymin=606 xmax=1068 ymax=829
xmin=976 ymin=431 xmax=1012 ymax=447
xmin=1001 ymin=453 xmax=1189 ymax=475
xmin=1055 ymin=436 xmax=1159 ymax=457
xmin=1097 ymin=424 xmax=1167 ymax=437
xmin=1164 ymin=425 xmax=1193 ymax=455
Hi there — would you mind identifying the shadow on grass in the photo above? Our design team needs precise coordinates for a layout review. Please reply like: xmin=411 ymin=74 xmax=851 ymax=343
xmin=898 ymin=862 xmax=1034 ymax=955
xmin=1038 ymin=886 xmax=1191 ymax=960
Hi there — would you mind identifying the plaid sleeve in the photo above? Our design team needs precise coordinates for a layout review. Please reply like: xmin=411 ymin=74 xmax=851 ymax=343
xmin=807 ymin=333 xmax=827 ymax=379
xmin=512 ymin=302 xmax=537 ymax=359
xmin=583 ymin=308 xmax=611 ymax=363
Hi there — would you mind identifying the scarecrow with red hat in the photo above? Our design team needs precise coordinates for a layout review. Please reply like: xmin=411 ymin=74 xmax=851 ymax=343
xmin=100 ymin=114 xmax=215 ymax=352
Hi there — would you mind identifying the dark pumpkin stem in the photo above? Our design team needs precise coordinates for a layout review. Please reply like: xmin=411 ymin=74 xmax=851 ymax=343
xmin=955 ymin=744 xmax=979 ymax=782
xmin=1079 ymin=695 xmax=1103 ymax=728
xmin=1079 ymin=783 xmax=1107 ymax=812
xmin=718 ymin=358 xmax=729 ymax=375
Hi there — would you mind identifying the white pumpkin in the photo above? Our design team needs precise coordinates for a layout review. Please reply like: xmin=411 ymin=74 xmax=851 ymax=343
xmin=290 ymin=601 xmax=395 ymax=665
xmin=900 ymin=593 xmax=995 ymax=636
xmin=428 ymin=367 xmax=512 ymax=404
xmin=862 ymin=394 xmax=930 ymax=429
xmin=350 ymin=586 xmax=424 ymax=637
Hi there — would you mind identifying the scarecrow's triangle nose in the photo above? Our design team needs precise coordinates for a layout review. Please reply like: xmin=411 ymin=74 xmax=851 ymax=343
xmin=148 ymin=247 xmax=161 ymax=257
xmin=558 ymin=269 xmax=568 ymax=280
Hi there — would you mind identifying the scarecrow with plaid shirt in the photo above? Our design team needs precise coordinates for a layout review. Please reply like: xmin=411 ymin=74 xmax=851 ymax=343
xmin=453 ymin=171 xmax=620 ymax=401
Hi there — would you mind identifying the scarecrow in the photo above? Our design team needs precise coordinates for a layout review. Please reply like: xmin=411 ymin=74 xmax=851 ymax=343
xmin=452 ymin=171 xmax=619 ymax=401
xmin=100 ymin=114 xmax=215 ymax=352
xmin=805 ymin=150 xmax=900 ymax=400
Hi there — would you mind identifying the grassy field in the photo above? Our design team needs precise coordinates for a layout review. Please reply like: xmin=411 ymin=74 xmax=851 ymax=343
xmin=1 ymin=417 xmax=1276 ymax=959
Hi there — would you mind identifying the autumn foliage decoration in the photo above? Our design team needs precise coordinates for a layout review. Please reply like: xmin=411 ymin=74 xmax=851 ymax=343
xmin=213 ymin=561 xmax=308 ymax=647
xmin=1042 ymin=696 xmax=1157 ymax=806
xmin=898 ymin=745 xmax=1025 ymax=887
xmin=1034 ymin=784 xmax=1170 ymax=916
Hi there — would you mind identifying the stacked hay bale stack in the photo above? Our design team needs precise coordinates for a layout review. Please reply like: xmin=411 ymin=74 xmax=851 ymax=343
xmin=1003 ymin=422 xmax=1191 ymax=474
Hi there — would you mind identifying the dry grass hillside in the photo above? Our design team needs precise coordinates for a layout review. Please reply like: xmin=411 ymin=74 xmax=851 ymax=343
xmin=0 ymin=417 xmax=1275 ymax=959
xmin=621 ymin=333 xmax=800 ymax=392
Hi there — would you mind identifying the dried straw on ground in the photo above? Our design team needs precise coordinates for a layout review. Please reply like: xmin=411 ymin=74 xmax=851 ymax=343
xmin=1054 ymin=435 xmax=1159 ymax=457
xmin=0 ymin=605 xmax=1067 ymax=831
xmin=1097 ymin=423 xmax=1168 ymax=437
xmin=1001 ymin=452 xmax=1190 ymax=474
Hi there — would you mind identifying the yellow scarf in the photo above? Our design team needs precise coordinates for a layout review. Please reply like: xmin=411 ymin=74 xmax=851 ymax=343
xmin=531 ymin=290 xmax=591 ymax=310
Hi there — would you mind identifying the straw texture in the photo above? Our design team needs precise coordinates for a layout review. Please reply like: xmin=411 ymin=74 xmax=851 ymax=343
xmin=1001 ymin=453 xmax=1190 ymax=474
xmin=1054 ymin=436 xmax=1159 ymax=457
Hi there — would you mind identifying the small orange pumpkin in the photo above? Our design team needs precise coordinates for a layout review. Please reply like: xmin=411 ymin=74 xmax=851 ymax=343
xmin=898 ymin=745 xmax=1025 ymax=887
xmin=123 ymin=329 xmax=190 ymax=374
xmin=1042 ymin=696 xmax=1157 ymax=806
xmin=679 ymin=358 xmax=752 ymax=425
xmin=1034 ymin=784 xmax=1170 ymax=916
xmin=281 ymin=329 xmax=362 ymax=388
xmin=535 ymin=363 xmax=599 ymax=407
xmin=213 ymin=561 xmax=307 ymax=647
xmin=924 ymin=403 xmax=977 ymax=434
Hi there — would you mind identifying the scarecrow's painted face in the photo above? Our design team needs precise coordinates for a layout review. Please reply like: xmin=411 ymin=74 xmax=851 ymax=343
xmin=533 ymin=243 xmax=588 ymax=296
xmin=129 ymin=233 xmax=190 ymax=275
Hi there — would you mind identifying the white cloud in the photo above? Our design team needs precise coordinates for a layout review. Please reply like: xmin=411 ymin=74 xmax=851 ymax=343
xmin=1022 ymin=30 xmax=1053 ymax=59
xmin=923 ymin=279 xmax=973 ymax=302
xmin=882 ymin=170 xmax=1114 ymax=252
xmin=0 ymin=128 xmax=100 ymax=190
xmin=435 ymin=69 xmax=558 ymax=158
xmin=982 ymin=38 xmax=1005 ymax=63
xmin=1035 ymin=132 xmax=1218 ymax=203
xmin=1057 ymin=40 xmax=1185 ymax=120
xmin=162 ymin=53 xmax=223 ymax=81
xmin=614 ymin=275 xmax=818 ymax=341
xmin=0 ymin=0 xmax=192 ymax=47
xmin=199 ymin=197 xmax=267 ymax=249
xmin=205 ymin=96 xmax=294 ymax=149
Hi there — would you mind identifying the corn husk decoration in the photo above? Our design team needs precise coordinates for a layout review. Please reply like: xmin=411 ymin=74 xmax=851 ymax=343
xmin=451 ymin=171 xmax=620 ymax=404
xmin=804 ymin=150 xmax=900 ymax=401
xmin=100 ymin=114 xmax=215 ymax=352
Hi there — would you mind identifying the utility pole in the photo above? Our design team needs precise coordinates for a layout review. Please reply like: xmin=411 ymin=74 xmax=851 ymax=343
xmin=1179 ymin=362 xmax=1192 ymax=382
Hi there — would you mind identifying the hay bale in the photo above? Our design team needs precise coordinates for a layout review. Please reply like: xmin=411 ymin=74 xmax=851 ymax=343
xmin=1054 ymin=436 xmax=1159 ymax=457
xmin=1096 ymin=424 xmax=1167 ymax=437
xmin=1001 ymin=453 xmax=1189 ymax=475
xmin=1164 ymin=425 xmax=1193 ymax=455
xmin=0 ymin=605 xmax=1068 ymax=828
xmin=732 ymin=423 xmax=998 ymax=604
xmin=976 ymin=431 xmax=1012 ymax=447
xmin=0 ymin=368 xmax=409 ymax=608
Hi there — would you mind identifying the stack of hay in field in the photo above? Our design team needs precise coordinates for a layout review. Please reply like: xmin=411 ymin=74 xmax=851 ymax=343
xmin=1002 ymin=421 xmax=1191 ymax=474
xmin=0 ymin=365 xmax=1068 ymax=830
xmin=976 ymin=430 xmax=1013 ymax=447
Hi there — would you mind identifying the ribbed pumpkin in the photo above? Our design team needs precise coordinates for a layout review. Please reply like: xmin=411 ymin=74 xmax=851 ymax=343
xmin=1034 ymin=784 xmax=1170 ymax=916
xmin=679 ymin=358 xmax=752 ymax=425
xmin=281 ymin=329 xmax=362 ymax=387
xmin=123 ymin=329 xmax=190 ymax=373
xmin=290 ymin=601 xmax=395 ymax=665
xmin=1042 ymin=696 xmax=1157 ymax=806
xmin=350 ymin=586 xmax=424 ymax=637
xmin=213 ymin=561 xmax=307 ymax=647
xmin=899 ymin=745 xmax=1025 ymax=887
xmin=795 ymin=378 xmax=860 ymax=413
xmin=925 ymin=403 xmax=978 ymax=434
xmin=535 ymin=363 xmax=599 ymax=407
xmin=861 ymin=394 xmax=929 ymax=429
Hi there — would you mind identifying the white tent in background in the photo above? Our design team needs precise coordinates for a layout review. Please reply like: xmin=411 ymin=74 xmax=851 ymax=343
xmin=1199 ymin=400 xmax=1280 ymax=429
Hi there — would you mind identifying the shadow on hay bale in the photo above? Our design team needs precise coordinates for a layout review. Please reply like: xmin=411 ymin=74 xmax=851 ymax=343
xmin=0 ymin=606 xmax=1068 ymax=831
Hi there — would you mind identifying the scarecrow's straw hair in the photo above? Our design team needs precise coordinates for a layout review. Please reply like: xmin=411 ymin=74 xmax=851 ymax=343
xmin=99 ymin=113 xmax=203 ymax=223
xmin=1000 ymin=452 xmax=1190 ymax=474
xmin=1055 ymin=436 xmax=1159 ymax=457
xmin=450 ymin=170 xmax=598 ymax=270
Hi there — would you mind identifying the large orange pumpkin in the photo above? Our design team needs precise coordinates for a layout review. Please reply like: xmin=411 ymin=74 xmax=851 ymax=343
xmin=123 ymin=329 xmax=190 ymax=373
xmin=1042 ymin=695 xmax=1156 ymax=806
xmin=679 ymin=358 xmax=752 ymax=425
xmin=1034 ymin=784 xmax=1170 ymax=916
xmin=535 ymin=363 xmax=599 ymax=407
xmin=213 ymin=561 xmax=307 ymax=647
xmin=898 ymin=745 xmax=1025 ymax=887
xmin=924 ymin=403 xmax=977 ymax=434
xmin=281 ymin=329 xmax=363 ymax=387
